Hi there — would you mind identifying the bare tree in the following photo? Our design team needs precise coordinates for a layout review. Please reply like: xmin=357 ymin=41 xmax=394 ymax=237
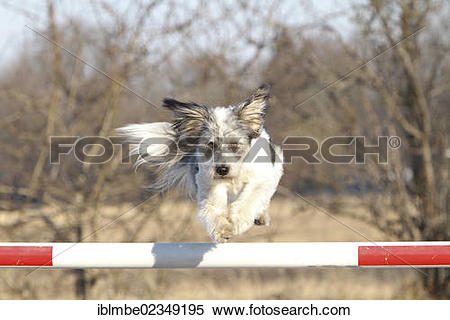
xmin=263 ymin=0 xmax=448 ymax=297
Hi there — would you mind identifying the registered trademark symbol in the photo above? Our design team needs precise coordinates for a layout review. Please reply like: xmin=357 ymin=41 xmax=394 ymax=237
xmin=388 ymin=136 xmax=401 ymax=149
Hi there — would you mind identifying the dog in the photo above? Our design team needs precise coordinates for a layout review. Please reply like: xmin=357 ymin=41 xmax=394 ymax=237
xmin=117 ymin=84 xmax=283 ymax=242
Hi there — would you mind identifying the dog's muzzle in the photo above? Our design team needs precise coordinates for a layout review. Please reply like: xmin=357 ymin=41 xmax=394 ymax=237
xmin=215 ymin=165 xmax=230 ymax=177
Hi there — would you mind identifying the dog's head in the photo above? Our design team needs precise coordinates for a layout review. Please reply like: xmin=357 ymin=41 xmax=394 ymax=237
xmin=162 ymin=84 xmax=271 ymax=179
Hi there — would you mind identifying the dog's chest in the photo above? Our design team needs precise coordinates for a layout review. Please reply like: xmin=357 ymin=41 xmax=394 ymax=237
xmin=226 ymin=178 xmax=247 ymax=202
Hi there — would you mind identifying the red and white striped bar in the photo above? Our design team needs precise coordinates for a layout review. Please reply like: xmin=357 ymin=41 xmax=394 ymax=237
xmin=0 ymin=242 xmax=448 ymax=269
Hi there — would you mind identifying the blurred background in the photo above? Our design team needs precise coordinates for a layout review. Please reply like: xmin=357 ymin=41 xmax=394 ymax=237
xmin=0 ymin=0 xmax=448 ymax=299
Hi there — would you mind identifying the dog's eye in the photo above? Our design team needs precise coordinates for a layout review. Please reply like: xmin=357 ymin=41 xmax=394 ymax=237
xmin=229 ymin=143 xmax=239 ymax=151
xmin=207 ymin=141 xmax=216 ymax=149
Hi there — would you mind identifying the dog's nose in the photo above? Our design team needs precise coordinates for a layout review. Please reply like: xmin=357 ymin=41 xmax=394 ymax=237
xmin=216 ymin=165 xmax=229 ymax=176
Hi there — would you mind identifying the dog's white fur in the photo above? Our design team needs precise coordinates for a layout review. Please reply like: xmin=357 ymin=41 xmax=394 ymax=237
xmin=117 ymin=84 xmax=283 ymax=242
xmin=197 ymin=128 xmax=283 ymax=242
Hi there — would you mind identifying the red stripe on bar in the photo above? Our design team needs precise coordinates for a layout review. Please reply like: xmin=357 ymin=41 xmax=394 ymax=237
xmin=0 ymin=246 xmax=53 ymax=266
xmin=358 ymin=245 xmax=450 ymax=266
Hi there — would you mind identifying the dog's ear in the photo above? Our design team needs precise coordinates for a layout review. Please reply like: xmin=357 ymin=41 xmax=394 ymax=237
xmin=234 ymin=84 xmax=270 ymax=138
xmin=162 ymin=98 xmax=210 ymax=138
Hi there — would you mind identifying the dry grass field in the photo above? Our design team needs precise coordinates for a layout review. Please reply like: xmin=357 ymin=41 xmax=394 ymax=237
xmin=0 ymin=195 xmax=429 ymax=299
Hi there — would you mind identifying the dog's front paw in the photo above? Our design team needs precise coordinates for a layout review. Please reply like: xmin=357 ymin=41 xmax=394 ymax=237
xmin=254 ymin=211 xmax=270 ymax=226
xmin=229 ymin=214 xmax=253 ymax=236
xmin=254 ymin=217 xmax=267 ymax=225
xmin=211 ymin=216 xmax=234 ymax=243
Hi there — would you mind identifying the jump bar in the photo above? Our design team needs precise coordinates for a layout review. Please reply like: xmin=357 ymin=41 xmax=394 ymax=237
xmin=0 ymin=242 xmax=448 ymax=269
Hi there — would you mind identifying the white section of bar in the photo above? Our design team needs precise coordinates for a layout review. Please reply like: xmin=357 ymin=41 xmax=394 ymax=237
xmin=52 ymin=242 xmax=360 ymax=268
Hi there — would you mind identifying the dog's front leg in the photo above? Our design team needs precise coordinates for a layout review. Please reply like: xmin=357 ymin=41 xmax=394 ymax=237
xmin=197 ymin=181 xmax=232 ymax=243
xmin=229 ymin=182 xmax=272 ymax=236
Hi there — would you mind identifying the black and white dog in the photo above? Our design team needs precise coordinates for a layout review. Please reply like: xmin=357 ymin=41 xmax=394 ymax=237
xmin=118 ymin=84 xmax=283 ymax=242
